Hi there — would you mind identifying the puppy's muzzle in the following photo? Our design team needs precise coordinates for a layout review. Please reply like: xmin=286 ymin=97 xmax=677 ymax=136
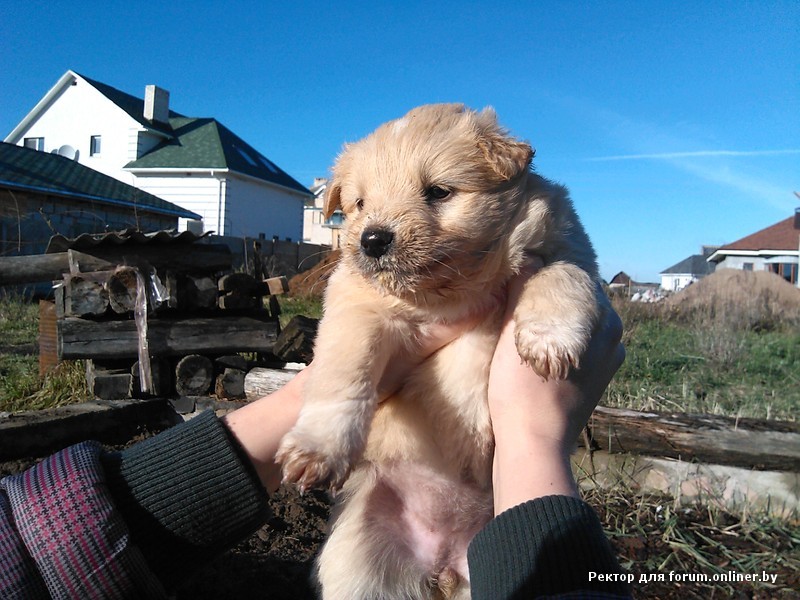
xmin=361 ymin=228 xmax=395 ymax=258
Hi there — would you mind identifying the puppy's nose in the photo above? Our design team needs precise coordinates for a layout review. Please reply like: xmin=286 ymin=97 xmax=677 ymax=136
xmin=361 ymin=228 xmax=394 ymax=258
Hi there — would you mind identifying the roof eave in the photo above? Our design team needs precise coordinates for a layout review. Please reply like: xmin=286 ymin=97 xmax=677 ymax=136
xmin=0 ymin=178 xmax=201 ymax=220
xmin=124 ymin=166 xmax=313 ymax=199
xmin=708 ymin=248 xmax=800 ymax=262
xmin=4 ymin=70 xmax=78 ymax=143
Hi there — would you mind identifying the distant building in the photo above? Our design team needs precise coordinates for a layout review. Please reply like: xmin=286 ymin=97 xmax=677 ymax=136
xmin=608 ymin=271 xmax=660 ymax=299
xmin=0 ymin=142 xmax=199 ymax=257
xmin=707 ymin=211 xmax=800 ymax=286
xmin=302 ymin=177 xmax=344 ymax=249
xmin=660 ymin=246 xmax=718 ymax=291
xmin=4 ymin=70 xmax=312 ymax=239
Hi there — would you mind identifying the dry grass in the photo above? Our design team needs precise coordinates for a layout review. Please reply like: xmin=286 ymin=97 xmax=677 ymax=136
xmin=581 ymin=476 xmax=800 ymax=599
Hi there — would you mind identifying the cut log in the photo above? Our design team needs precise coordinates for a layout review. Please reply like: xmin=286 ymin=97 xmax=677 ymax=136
xmin=175 ymin=354 xmax=214 ymax=396
xmin=58 ymin=315 xmax=279 ymax=359
xmin=215 ymin=368 xmax=246 ymax=400
xmin=264 ymin=276 xmax=289 ymax=295
xmin=244 ymin=367 xmax=301 ymax=398
xmin=585 ymin=406 xmax=800 ymax=472
xmin=86 ymin=361 xmax=133 ymax=400
xmin=107 ymin=267 xmax=139 ymax=313
xmin=273 ymin=315 xmax=319 ymax=363
xmin=63 ymin=274 xmax=109 ymax=316
xmin=185 ymin=275 xmax=218 ymax=309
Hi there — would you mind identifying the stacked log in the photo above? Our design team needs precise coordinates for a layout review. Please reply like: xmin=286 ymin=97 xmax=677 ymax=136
xmin=4 ymin=231 xmax=297 ymax=401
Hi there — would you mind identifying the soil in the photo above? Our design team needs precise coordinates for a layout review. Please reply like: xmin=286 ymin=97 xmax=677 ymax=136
xmin=664 ymin=268 xmax=800 ymax=316
xmin=3 ymin=443 xmax=797 ymax=599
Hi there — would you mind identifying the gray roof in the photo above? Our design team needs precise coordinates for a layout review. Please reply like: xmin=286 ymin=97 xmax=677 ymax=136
xmin=660 ymin=254 xmax=716 ymax=276
xmin=78 ymin=72 xmax=182 ymax=137
xmin=0 ymin=142 xmax=200 ymax=220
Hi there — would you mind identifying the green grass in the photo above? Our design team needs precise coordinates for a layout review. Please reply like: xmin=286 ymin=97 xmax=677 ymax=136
xmin=1 ymin=292 xmax=797 ymax=422
xmin=0 ymin=293 xmax=88 ymax=412
xmin=605 ymin=298 xmax=799 ymax=420
xmin=0 ymin=292 xmax=38 ymax=344
xmin=278 ymin=295 xmax=324 ymax=328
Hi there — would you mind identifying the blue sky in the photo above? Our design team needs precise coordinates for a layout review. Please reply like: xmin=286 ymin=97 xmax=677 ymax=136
xmin=2 ymin=0 xmax=798 ymax=282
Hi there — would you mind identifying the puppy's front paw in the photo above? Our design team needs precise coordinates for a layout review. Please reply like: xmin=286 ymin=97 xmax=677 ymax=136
xmin=276 ymin=430 xmax=353 ymax=492
xmin=514 ymin=321 xmax=588 ymax=380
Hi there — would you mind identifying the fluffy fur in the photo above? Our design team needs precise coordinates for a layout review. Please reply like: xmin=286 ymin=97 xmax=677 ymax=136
xmin=276 ymin=104 xmax=601 ymax=599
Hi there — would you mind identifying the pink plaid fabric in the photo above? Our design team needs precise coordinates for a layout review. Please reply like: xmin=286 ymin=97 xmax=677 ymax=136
xmin=1 ymin=442 xmax=166 ymax=599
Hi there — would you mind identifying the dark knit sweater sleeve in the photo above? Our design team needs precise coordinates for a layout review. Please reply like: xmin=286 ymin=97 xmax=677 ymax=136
xmin=467 ymin=495 xmax=631 ymax=599
xmin=100 ymin=410 xmax=271 ymax=591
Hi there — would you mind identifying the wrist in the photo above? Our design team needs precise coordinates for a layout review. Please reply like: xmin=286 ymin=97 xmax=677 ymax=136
xmin=492 ymin=433 xmax=579 ymax=515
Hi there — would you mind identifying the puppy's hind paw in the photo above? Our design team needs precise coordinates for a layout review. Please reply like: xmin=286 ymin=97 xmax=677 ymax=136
xmin=514 ymin=323 xmax=586 ymax=380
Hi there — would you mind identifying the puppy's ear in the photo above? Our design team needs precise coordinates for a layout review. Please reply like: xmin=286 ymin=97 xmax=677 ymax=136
xmin=322 ymin=179 xmax=342 ymax=219
xmin=475 ymin=107 xmax=534 ymax=181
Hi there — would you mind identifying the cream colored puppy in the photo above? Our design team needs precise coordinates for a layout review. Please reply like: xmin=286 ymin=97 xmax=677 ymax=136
xmin=276 ymin=104 xmax=601 ymax=599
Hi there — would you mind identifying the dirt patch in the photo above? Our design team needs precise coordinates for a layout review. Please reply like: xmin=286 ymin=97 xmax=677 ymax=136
xmin=288 ymin=249 xmax=340 ymax=298
xmin=2 ymin=447 xmax=797 ymax=598
xmin=174 ymin=486 xmax=330 ymax=600
xmin=664 ymin=269 xmax=800 ymax=326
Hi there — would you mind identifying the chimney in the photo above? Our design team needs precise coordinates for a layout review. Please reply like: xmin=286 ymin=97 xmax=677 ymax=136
xmin=144 ymin=85 xmax=170 ymax=124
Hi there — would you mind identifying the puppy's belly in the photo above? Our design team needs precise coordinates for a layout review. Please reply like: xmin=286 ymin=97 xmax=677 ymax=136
xmin=365 ymin=462 xmax=493 ymax=579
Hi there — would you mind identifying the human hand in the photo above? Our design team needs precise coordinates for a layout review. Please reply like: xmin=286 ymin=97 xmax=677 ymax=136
xmin=488 ymin=260 xmax=624 ymax=514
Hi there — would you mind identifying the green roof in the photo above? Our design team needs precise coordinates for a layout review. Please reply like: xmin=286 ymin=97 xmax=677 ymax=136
xmin=0 ymin=142 xmax=201 ymax=220
xmin=125 ymin=117 xmax=312 ymax=196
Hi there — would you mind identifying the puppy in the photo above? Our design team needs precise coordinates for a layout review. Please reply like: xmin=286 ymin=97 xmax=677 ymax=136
xmin=276 ymin=104 xmax=601 ymax=599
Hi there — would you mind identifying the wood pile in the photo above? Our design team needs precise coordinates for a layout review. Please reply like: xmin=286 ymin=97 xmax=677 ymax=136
xmin=1 ymin=230 xmax=310 ymax=401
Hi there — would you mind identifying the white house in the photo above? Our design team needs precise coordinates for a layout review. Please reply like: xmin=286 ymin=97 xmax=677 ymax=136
xmin=707 ymin=211 xmax=800 ymax=287
xmin=659 ymin=247 xmax=717 ymax=292
xmin=302 ymin=177 xmax=343 ymax=248
xmin=4 ymin=70 xmax=312 ymax=239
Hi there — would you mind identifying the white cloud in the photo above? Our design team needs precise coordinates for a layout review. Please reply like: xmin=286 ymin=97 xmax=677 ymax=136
xmin=588 ymin=149 xmax=800 ymax=161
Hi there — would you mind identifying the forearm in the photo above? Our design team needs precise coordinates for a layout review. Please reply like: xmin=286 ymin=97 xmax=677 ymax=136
xmin=222 ymin=367 xmax=306 ymax=492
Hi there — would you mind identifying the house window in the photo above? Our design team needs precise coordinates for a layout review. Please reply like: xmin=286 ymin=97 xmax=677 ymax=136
xmin=742 ymin=263 xmax=753 ymax=271
xmin=23 ymin=137 xmax=44 ymax=151
xmin=90 ymin=135 xmax=102 ymax=156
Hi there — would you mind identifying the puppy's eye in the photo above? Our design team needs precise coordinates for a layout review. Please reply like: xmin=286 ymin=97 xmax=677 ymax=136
xmin=355 ymin=198 xmax=365 ymax=211
xmin=426 ymin=186 xmax=451 ymax=202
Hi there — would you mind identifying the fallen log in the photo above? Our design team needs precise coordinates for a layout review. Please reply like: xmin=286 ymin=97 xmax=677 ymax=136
xmin=58 ymin=314 xmax=279 ymax=360
xmin=0 ymin=244 xmax=232 ymax=285
xmin=585 ymin=406 xmax=800 ymax=472
xmin=244 ymin=367 xmax=301 ymax=398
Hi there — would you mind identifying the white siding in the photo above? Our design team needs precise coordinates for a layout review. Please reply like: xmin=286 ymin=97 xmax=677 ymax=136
xmin=715 ymin=256 xmax=768 ymax=271
xmin=224 ymin=175 xmax=304 ymax=240
xmin=660 ymin=273 xmax=697 ymax=292
xmin=133 ymin=175 xmax=221 ymax=232
xmin=9 ymin=76 xmax=142 ymax=186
